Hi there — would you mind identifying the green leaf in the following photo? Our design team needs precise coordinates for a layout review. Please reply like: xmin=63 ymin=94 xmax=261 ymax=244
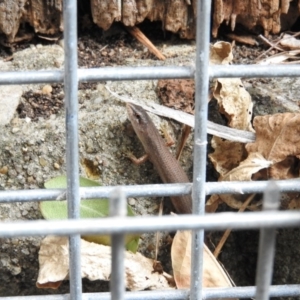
xmin=40 ymin=175 xmax=139 ymax=252
xmin=44 ymin=175 xmax=101 ymax=189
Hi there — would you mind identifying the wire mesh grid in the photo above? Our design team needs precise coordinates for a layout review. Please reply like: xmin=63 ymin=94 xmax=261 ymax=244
xmin=1 ymin=0 xmax=300 ymax=299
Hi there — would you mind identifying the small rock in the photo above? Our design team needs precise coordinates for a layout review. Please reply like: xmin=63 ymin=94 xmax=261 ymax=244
xmin=53 ymin=162 xmax=60 ymax=170
xmin=42 ymin=84 xmax=52 ymax=95
xmin=94 ymin=97 xmax=103 ymax=104
xmin=10 ymin=265 xmax=22 ymax=275
xmin=22 ymin=210 xmax=28 ymax=216
xmin=11 ymin=128 xmax=20 ymax=133
xmin=39 ymin=157 xmax=48 ymax=167
xmin=21 ymin=248 xmax=30 ymax=255
xmin=54 ymin=60 xmax=61 ymax=68
xmin=11 ymin=118 xmax=20 ymax=126
xmin=86 ymin=138 xmax=94 ymax=153
xmin=8 ymin=169 xmax=17 ymax=178
xmin=0 ymin=166 xmax=8 ymax=174
xmin=27 ymin=176 xmax=34 ymax=183
xmin=108 ymin=49 xmax=115 ymax=57
xmin=128 ymin=198 xmax=136 ymax=206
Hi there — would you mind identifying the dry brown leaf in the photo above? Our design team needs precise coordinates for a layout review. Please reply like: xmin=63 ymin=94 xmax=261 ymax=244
xmin=246 ymin=113 xmax=300 ymax=179
xmin=279 ymin=34 xmax=300 ymax=50
xmin=221 ymin=152 xmax=272 ymax=181
xmin=211 ymin=42 xmax=254 ymax=181
xmin=211 ymin=151 xmax=270 ymax=210
xmin=208 ymin=138 xmax=248 ymax=210
xmin=215 ymin=113 xmax=300 ymax=209
xmin=205 ymin=194 xmax=223 ymax=213
xmin=219 ymin=193 xmax=262 ymax=211
xmin=209 ymin=41 xmax=253 ymax=175
xmin=37 ymin=236 xmax=173 ymax=291
xmin=209 ymin=137 xmax=247 ymax=177
xmin=288 ymin=196 xmax=300 ymax=210
xmin=214 ymin=152 xmax=271 ymax=210
xmin=269 ymin=156 xmax=300 ymax=180
xmin=209 ymin=113 xmax=300 ymax=210
xmin=171 ymin=230 xmax=236 ymax=292
xmin=213 ymin=78 xmax=254 ymax=131
xmin=210 ymin=41 xmax=233 ymax=65
xmin=206 ymin=192 xmax=258 ymax=212
xmin=208 ymin=41 xmax=256 ymax=211
xmin=211 ymin=41 xmax=253 ymax=131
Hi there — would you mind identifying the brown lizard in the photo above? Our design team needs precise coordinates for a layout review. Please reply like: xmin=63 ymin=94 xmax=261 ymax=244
xmin=126 ymin=102 xmax=192 ymax=214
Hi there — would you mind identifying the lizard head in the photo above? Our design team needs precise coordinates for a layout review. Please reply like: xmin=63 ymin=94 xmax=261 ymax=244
xmin=126 ymin=102 xmax=160 ymax=148
xmin=126 ymin=103 xmax=151 ymax=133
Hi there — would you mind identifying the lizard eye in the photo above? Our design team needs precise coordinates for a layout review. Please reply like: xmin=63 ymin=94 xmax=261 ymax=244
xmin=135 ymin=113 xmax=142 ymax=124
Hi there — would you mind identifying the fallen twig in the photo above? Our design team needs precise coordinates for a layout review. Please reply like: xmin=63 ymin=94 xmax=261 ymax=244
xmin=125 ymin=26 xmax=166 ymax=61
xmin=106 ymin=85 xmax=256 ymax=144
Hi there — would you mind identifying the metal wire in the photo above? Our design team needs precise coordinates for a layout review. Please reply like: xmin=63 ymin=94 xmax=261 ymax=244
xmin=2 ymin=64 xmax=300 ymax=85
xmin=2 ymin=285 xmax=300 ymax=300
xmin=0 ymin=211 xmax=300 ymax=238
xmin=255 ymin=182 xmax=280 ymax=300
xmin=191 ymin=0 xmax=212 ymax=299
xmin=2 ymin=179 xmax=300 ymax=203
xmin=63 ymin=0 xmax=81 ymax=299
xmin=110 ymin=188 xmax=127 ymax=300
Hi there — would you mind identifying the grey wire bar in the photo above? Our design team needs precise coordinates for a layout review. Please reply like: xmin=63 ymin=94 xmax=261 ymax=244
xmin=2 ymin=64 xmax=300 ymax=85
xmin=190 ymin=0 xmax=212 ymax=299
xmin=63 ymin=0 xmax=82 ymax=299
xmin=1 ymin=285 xmax=300 ymax=300
xmin=255 ymin=182 xmax=281 ymax=300
xmin=2 ymin=179 xmax=300 ymax=203
xmin=110 ymin=188 xmax=127 ymax=300
xmin=0 ymin=212 xmax=300 ymax=238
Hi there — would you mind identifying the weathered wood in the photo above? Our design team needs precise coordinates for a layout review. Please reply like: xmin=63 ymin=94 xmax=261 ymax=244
xmin=0 ymin=0 xmax=299 ymax=42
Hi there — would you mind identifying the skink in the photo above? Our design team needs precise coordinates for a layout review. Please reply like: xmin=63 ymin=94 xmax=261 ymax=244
xmin=126 ymin=103 xmax=192 ymax=214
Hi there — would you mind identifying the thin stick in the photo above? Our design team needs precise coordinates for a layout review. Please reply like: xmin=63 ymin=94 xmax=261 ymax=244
xmin=176 ymin=125 xmax=192 ymax=160
xmin=258 ymin=34 xmax=284 ymax=51
xmin=154 ymin=198 xmax=164 ymax=262
xmin=106 ymin=85 xmax=256 ymax=144
xmin=213 ymin=193 xmax=256 ymax=258
xmin=126 ymin=26 xmax=166 ymax=60
xmin=256 ymin=34 xmax=286 ymax=61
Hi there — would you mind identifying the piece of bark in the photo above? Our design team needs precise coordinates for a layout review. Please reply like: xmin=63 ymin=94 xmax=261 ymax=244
xmin=1 ymin=0 xmax=300 ymax=43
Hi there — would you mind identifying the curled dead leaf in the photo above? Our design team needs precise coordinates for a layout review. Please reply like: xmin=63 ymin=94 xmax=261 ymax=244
xmin=208 ymin=153 xmax=270 ymax=210
xmin=171 ymin=230 xmax=236 ymax=294
xmin=210 ymin=42 xmax=233 ymax=65
xmin=213 ymin=78 xmax=254 ymax=132
xmin=205 ymin=194 xmax=223 ymax=213
xmin=221 ymin=152 xmax=272 ymax=181
xmin=37 ymin=236 xmax=173 ymax=291
xmin=288 ymin=196 xmax=300 ymax=210
xmin=279 ymin=34 xmax=300 ymax=50
xmin=246 ymin=113 xmax=300 ymax=179
xmin=209 ymin=137 xmax=247 ymax=177
xmin=218 ymin=194 xmax=262 ymax=211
